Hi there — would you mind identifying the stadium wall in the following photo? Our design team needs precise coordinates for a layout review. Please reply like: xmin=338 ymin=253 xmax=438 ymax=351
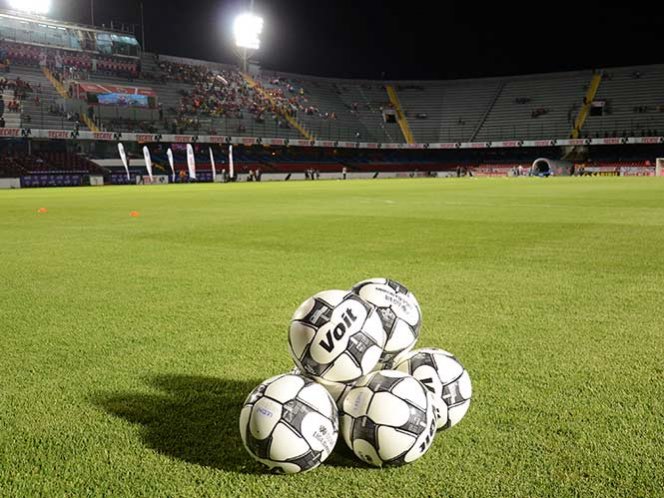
xmin=2 ymin=128 xmax=663 ymax=150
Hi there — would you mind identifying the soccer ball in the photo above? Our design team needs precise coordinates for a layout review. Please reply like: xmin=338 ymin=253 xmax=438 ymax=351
xmin=341 ymin=370 xmax=437 ymax=467
xmin=289 ymin=290 xmax=387 ymax=383
xmin=239 ymin=373 xmax=339 ymax=474
xmin=394 ymin=348 xmax=472 ymax=430
xmin=352 ymin=278 xmax=422 ymax=367
xmin=291 ymin=367 xmax=355 ymax=409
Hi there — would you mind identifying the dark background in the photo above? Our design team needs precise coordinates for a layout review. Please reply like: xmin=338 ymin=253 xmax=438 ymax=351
xmin=10 ymin=0 xmax=664 ymax=80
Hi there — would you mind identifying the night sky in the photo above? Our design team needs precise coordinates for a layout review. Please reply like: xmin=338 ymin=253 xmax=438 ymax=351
xmin=11 ymin=0 xmax=664 ymax=80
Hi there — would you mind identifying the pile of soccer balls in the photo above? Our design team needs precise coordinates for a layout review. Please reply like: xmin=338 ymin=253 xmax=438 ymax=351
xmin=239 ymin=278 xmax=472 ymax=473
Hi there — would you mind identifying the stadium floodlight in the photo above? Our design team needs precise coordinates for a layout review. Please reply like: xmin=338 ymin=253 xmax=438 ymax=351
xmin=8 ymin=0 xmax=51 ymax=14
xmin=234 ymin=13 xmax=264 ymax=50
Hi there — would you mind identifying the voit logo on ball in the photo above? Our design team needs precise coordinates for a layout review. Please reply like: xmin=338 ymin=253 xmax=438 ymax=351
xmin=318 ymin=308 xmax=360 ymax=353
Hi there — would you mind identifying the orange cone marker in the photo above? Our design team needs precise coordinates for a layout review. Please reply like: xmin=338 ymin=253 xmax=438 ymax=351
xmin=130 ymin=211 xmax=140 ymax=217
xmin=37 ymin=208 xmax=48 ymax=214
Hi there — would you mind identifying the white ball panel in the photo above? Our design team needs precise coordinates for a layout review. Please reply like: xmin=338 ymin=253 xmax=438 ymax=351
xmin=387 ymin=320 xmax=417 ymax=352
xmin=289 ymin=322 xmax=316 ymax=361
xmin=353 ymin=438 xmax=383 ymax=467
xmin=457 ymin=370 xmax=473 ymax=399
xmin=367 ymin=392 xmax=410 ymax=426
xmin=434 ymin=354 xmax=465 ymax=383
xmin=409 ymin=364 xmax=442 ymax=398
xmin=448 ymin=400 xmax=471 ymax=427
xmin=359 ymin=345 xmax=383 ymax=377
xmin=356 ymin=282 xmax=421 ymax=326
xmin=249 ymin=397 xmax=282 ymax=440
xmin=239 ymin=405 xmax=252 ymax=446
xmin=264 ymin=375 xmax=305 ymax=404
xmin=269 ymin=422 xmax=311 ymax=461
xmin=434 ymin=400 xmax=450 ymax=430
xmin=377 ymin=426 xmax=416 ymax=462
xmin=314 ymin=290 xmax=350 ymax=307
xmin=291 ymin=297 xmax=315 ymax=321
xmin=391 ymin=376 xmax=427 ymax=411
xmin=323 ymin=353 xmax=363 ymax=383
xmin=300 ymin=412 xmax=338 ymax=458
xmin=374 ymin=370 xmax=405 ymax=379
xmin=298 ymin=383 xmax=336 ymax=418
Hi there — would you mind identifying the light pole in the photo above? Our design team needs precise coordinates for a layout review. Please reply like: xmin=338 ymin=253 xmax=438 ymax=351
xmin=91 ymin=0 xmax=94 ymax=25
xmin=233 ymin=3 xmax=263 ymax=74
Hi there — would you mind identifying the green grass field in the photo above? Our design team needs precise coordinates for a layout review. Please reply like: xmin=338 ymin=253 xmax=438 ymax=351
xmin=1 ymin=178 xmax=663 ymax=497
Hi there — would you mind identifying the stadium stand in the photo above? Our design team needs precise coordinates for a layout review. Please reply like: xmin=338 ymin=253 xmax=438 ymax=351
xmin=582 ymin=65 xmax=664 ymax=138
xmin=2 ymin=15 xmax=662 ymax=146
xmin=397 ymin=79 xmax=503 ymax=143
xmin=0 ymin=9 xmax=663 ymax=188
xmin=474 ymin=70 xmax=592 ymax=141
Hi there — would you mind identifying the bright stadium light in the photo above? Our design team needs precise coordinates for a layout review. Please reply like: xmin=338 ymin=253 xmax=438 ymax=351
xmin=234 ymin=12 xmax=264 ymax=50
xmin=8 ymin=0 xmax=51 ymax=14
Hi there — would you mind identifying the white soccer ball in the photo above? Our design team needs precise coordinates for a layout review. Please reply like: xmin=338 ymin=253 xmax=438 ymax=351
xmin=394 ymin=348 xmax=472 ymax=430
xmin=289 ymin=290 xmax=387 ymax=384
xmin=352 ymin=278 xmax=422 ymax=367
xmin=341 ymin=370 xmax=437 ymax=467
xmin=239 ymin=373 xmax=339 ymax=474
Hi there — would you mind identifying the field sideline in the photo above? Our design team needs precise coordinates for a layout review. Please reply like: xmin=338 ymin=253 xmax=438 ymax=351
xmin=1 ymin=178 xmax=663 ymax=497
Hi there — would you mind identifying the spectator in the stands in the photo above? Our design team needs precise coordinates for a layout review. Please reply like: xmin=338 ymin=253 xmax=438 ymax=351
xmin=0 ymin=116 xmax=5 ymax=128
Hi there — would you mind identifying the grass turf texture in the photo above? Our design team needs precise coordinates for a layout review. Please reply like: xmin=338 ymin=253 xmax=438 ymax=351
xmin=1 ymin=177 xmax=663 ymax=498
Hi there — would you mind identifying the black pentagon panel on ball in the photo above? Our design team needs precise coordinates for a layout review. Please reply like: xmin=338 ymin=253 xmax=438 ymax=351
xmin=346 ymin=331 xmax=380 ymax=367
xmin=300 ymin=353 xmax=330 ymax=377
xmin=398 ymin=404 xmax=427 ymax=436
xmin=376 ymin=307 xmax=397 ymax=334
xmin=386 ymin=279 xmax=410 ymax=295
xmin=301 ymin=299 xmax=335 ymax=328
xmin=409 ymin=351 xmax=437 ymax=374
xmin=245 ymin=430 xmax=272 ymax=460
xmin=368 ymin=373 xmax=405 ymax=393
xmin=351 ymin=416 xmax=379 ymax=449
xmin=281 ymin=399 xmax=313 ymax=434
xmin=442 ymin=376 xmax=469 ymax=407
xmin=245 ymin=382 xmax=269 ymax=406
xmin=385 ymin=451 xmax=411 ymax=467
xmin=285 ymin=448 xmax=323 ymax=471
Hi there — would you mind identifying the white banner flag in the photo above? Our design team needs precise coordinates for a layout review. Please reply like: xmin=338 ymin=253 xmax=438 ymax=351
xmin=186 ymin=144 xmax=197 ymax=180
xmin=209 ymin=147 xmax=217 ymax=182
xmin=167 ymin=148 xmax=175 ymax=182
xmin=118 ymin=142 xmax=130 ymax=180
xmin=229 ymin=145 xmax=234 ymax=179
xmin=142 ymin=146 xmax=154 ymax=182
